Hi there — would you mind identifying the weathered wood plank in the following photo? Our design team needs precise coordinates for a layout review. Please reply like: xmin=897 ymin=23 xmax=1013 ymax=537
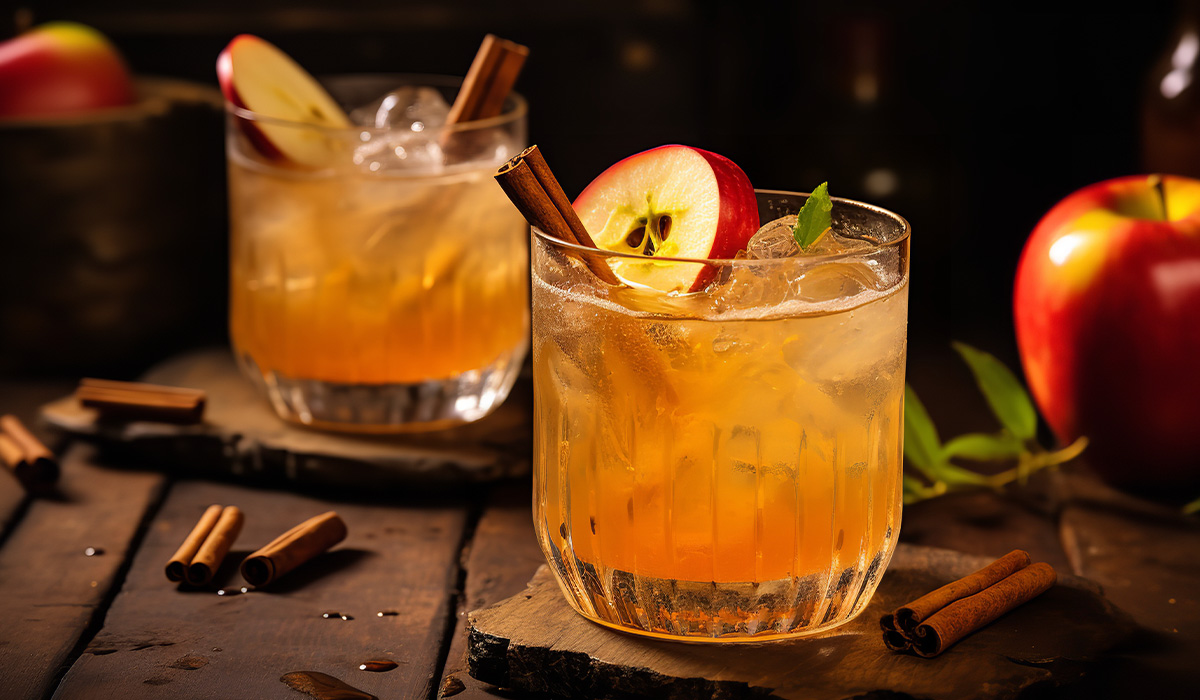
xmin=53 ymin=479 xmax=469 ymax=700
xmin=0 ymin=444 xmax=167 ymax=700
xmin=436 ymin=481 xmax=544 ymax=699
xmin=1056 ymin=470 xmax=1200 ymax=697
xmin=900 ymin=478 xmax=1072 ymax=571
xmin=41 ymin=349 xmax=531 ymax=488
xmin=467 ymin=544 xmax=1137 ymax=700
xmin=0 ymin=379 xmax=75 ymax=539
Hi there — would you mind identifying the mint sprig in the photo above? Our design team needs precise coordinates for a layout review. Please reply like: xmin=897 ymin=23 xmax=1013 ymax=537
xmin=903 ymin=342 xmax=1088 ymax=505
xmin=792 ymin=182 xmax=832 ymax=250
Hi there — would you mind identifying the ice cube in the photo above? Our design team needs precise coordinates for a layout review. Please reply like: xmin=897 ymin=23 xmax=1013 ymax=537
xmin=350 ymin=86 xmax=450 ymax=130
xmin=747 ymin=216 xmax=801 ymax=259
xmin=350 ymin=87 xmax=452 ymax=173
xmin=354 ymin=132 xmax=445 ymax=172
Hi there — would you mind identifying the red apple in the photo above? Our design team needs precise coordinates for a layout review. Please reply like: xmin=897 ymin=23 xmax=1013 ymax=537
xmin=216 ymin=34 xmax=350 ymax=167
xmin=0 ymin=22 xmax=134 ymax=119
xmin=1014 ymin=174 xmax=1200 ymax=488
xmin=573 ymin=145 xmax=759 ymax=292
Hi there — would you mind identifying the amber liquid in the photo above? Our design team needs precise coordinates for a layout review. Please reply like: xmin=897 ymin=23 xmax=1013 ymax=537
xmin=228 ymin=157 xmax=528 ymax=385
xmin=532 ymin=253 xmax=908 ymax=640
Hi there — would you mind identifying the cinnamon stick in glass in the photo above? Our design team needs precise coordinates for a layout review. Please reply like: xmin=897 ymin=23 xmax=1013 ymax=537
xmin=446 ymin=34 xmax=529 ymax=125
xmin=240 ymin=511 xmax=347 ymax=587
xmin=0 ymin=414 xmax=59 ymax=488
xmin=910 ymin=562 xmax=1057 ymax=658
xmin=77 ymin=378 xmax=206 ymax=425
xmin=166 ymin=504 xmax=243 ymax=585
xmin=495 ymin=145 xmax=621 ymax=284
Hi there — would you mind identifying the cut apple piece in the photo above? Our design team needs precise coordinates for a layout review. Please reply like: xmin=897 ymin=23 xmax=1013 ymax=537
xmin=573 ymin=145 xmax=759 ymax=292
xmin=217 ymin=34 xmax=351 ymax=167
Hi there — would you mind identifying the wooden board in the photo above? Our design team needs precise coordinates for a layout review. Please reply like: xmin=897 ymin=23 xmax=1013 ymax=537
xmin=53 ymin=479 xmax=469 ymax=700
xmin=41 ymin=349 xmax=530 ymax=487
xmin=466 ymin=544 xmax=1138 ymax=700
xmin=0 ymin=445 xmax=166 ymax=700
xmin=436 ymin=481 xmax=544 ymax=699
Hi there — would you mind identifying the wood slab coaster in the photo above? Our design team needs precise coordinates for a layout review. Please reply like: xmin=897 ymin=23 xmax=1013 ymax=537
xmin=39 ymin=349 xmax=530 ymax=488
xmin=466 ymin=544 xmax=1140 ymax=700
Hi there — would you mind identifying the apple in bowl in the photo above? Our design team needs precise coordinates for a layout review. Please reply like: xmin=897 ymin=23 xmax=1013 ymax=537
xmin=573 ymin=145 xmax=759 ymax=292
xmin=0 ymin=22 xmax=134 ymax=119
xmin=216 ymin=34 xmax=350 ymax=167
xmin=1014 ymin=174 xmax=1200 ymax=488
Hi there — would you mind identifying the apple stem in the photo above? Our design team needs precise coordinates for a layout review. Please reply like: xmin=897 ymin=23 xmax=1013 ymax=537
xmin=1150 ymin=173 xmax=1168 ymax=221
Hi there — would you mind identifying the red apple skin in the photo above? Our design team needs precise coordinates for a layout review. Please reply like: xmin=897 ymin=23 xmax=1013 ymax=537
xmin=1014 ymin=174 xmax=1200 ymax=487
xmin=574 ymin=145 xmax=759 ymax=291
xmin=216 ymin=35 xmax=283 ymax=161
xmin=0 ymin=22 xmax=134 ymax=119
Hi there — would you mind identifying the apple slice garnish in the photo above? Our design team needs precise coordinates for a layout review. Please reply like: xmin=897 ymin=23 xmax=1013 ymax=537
xmin=573 ymin=145 xmax=759 ymax=292
xmin=217 ymin=34 xmax=351 ymax=167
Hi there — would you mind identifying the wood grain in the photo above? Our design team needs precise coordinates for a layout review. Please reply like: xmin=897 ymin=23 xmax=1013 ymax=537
xmin=0 ymin=445 xmax=166 ymax=700
xmin=41 ymin=349 xmax=531 ymax=487
xmin=52 ymin=479 xmax=469 ymax=700
xmin=436 ymin=481 xmax=544 ymax=699
xmin=467 ymin=544 xmax=1137 ymax=700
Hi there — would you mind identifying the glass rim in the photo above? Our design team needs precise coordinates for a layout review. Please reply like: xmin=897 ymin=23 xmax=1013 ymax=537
xmin=223 ymin=72 xmax=528 ymax=136
xmin=532 ymin=189 xmax=911 ymax=266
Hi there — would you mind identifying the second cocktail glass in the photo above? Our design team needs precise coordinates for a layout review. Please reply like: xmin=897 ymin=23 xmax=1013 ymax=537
xmin=532 ymin=190 xmax=910 ymax=641
xmin=227 ymin=76 xmax=528 ymax=432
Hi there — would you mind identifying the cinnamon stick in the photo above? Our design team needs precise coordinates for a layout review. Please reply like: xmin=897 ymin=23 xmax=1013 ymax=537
xmin=165 ymin=505 xmax=243 ymax=585
xmin=884 ymin=549 xmax=1031 ymax=637
xmin=495 ymin=145 xmax=621 ymax=284
xmin=186 ymin=506 xmax=244 ymax=586
xmin=166 ymin=504 xmax=223 ymax=582
xmin=0 ymin=414 xmax=59 ymax=488
xmin=446 ymin=34 xmax=529 ymax=125
xmin=77 ymin=378 xmax=206 ymax=425
xmin=240 ymin=511 xmax=347 ymax=587
xmin=910 ymin=562 xmax=1057 ymax=657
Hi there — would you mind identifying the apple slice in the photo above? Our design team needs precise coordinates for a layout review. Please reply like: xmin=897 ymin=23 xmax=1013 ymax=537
xmin=217 ymin=35 xmax=351 ymax=167
xmin=573 ymin=145 xmax=759 ymax=292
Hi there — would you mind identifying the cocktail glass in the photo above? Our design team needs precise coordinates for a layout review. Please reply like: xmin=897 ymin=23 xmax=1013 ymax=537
xmin=226 ymin=75 xmax=528 ymax=432
xmin=532 ymin=190 xmax=910 ymax=641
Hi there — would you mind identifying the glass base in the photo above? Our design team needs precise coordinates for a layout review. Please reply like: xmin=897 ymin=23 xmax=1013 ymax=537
xmin=545 ymin=540 xmax=892 ymax=642
xmin=236 ymin=343 xmax=526 ymax=433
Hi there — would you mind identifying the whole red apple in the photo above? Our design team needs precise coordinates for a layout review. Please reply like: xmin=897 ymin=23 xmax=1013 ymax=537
xmin=1014 ymin=174 xmax=1200 ymax=487
xmin=0 ymin=22 xmax=134 ymax=119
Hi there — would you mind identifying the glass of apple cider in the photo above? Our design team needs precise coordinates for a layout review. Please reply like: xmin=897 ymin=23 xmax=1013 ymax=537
xmin=532 ymin=190 xmax=910 ymax=641
xmin=226 ymin=75 xmax=528 ymax=432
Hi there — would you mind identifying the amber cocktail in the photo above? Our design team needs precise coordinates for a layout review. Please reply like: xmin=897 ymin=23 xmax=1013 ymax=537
xmin=226 ymin=76 xmax=528 ymax=431
xmin=532 ymin=190 xmax=910 ymax=641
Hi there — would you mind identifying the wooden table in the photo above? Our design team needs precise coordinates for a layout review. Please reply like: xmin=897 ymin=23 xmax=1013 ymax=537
xmin=1 ymin=380 xmax=1197 ymax=699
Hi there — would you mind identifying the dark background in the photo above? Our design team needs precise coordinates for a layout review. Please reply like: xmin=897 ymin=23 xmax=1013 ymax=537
xmin=3 ymin=1 xmax=1185 ymax=393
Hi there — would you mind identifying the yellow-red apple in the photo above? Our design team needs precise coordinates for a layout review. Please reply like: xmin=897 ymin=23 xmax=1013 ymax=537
xmin=0 ymin=22 xmax=134 ymax=119
xmin=1014 ymin=174 xmax=1200 ymax=487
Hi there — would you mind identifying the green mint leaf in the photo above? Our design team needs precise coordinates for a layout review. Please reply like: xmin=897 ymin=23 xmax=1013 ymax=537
xmin=952 ymin=341 xmax=1038 ymax=442
xmin=792 ymin=182 xmax=832 ymax=250
xmin=903 ymin=384 xmax=941 ymax=479
xmin=941 ymin=432 xmax=1025 ymax=462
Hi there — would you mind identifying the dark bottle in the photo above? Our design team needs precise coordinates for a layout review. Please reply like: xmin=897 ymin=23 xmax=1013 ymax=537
xmin=1143 ymin=0 xmax=1200 ymax=176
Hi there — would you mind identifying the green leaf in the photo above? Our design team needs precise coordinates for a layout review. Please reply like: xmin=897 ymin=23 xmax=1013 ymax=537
xmin=1183 ymin=496 xmax=1200 ymax=515
xmin=952 ymin=341 xmax=1038 ymax=441
xmin=941 ymin=432 xmax=1025 ymax=461
xmin=903 ymin=384 xmax=941 ymax=479
xmin=792 ymin=182 xmax=833 ymax=250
